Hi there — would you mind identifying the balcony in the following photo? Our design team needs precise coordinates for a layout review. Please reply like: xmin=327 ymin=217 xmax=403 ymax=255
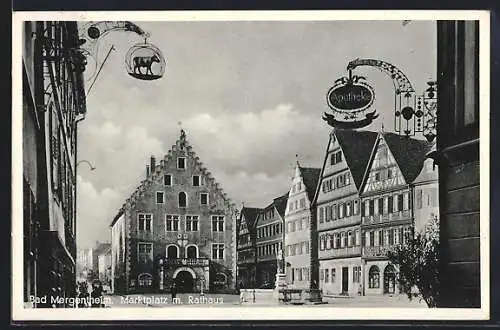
xmin=362 ymin=210 xmax=411 ymax=225
xmin=164 ymin=258 xmax=209 ymax=267
xmin=363 ymin=245 xmax=396 ymax=258
xmin=319 ymin=246 xmax=361 ymax=259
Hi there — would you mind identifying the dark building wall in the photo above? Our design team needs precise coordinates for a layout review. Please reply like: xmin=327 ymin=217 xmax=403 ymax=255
xmin=436 ymin=20 xmax=480 ymax=308
xmin=22 ymin=21 xmax=86 ymax=307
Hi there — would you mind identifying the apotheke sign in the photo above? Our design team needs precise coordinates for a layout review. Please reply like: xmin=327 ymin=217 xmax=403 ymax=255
xmin=327 ymin=82 xmax=374 ymax=111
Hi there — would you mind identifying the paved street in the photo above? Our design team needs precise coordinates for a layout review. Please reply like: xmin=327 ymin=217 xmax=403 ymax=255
xmin=102 ymin=293 xmax=427 ymax=308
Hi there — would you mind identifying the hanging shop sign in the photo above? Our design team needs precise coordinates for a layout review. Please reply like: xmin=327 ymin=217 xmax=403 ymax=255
xmin=323 ymin=71 xmax=378 ymax=129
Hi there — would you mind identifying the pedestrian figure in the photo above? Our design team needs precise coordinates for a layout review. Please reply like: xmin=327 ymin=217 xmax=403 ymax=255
xmin=78 ymin=282 xmax=89 ymax=308
xmin=91 ymin=280 xmax=104 ymax=308
xmin=171 ymin=282 xmax=177 ymax=302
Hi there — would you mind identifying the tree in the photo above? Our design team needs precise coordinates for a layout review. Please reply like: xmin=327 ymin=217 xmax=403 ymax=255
xmin=388 ymin=215 xmax=440 ymax=307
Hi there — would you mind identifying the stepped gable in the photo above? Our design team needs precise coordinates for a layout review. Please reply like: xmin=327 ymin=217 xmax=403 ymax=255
xmin=299 ymin=167 xmax=321 ymax=203
xmin=382 ymin=132 xmax=434 ymax=184
xmin=273 ymin=192 xmax=290 ymax=219
xmin=334 ymin=128 xmax=379 ymax=190
xmin=112 ymin=129 xmax=236 ymax=224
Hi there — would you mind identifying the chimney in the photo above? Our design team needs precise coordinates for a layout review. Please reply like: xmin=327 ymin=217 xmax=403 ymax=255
xmin=146 ymin=165 xmax=150 ymax=177
xmin=150 ymin=156 xmax=156 ymax=173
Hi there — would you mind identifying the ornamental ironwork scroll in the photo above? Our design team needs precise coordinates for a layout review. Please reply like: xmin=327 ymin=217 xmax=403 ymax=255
xmin=344 ymin=58 xmax=437 ymax=142
xmin=78 ymin=21 xmax=166 ymax=81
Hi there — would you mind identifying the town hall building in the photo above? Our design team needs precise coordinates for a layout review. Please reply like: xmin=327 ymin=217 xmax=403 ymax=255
xmin=110 ymin=130 xmax=238 ymax=294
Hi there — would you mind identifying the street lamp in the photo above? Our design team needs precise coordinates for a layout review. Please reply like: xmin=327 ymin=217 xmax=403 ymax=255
xmin=76 ymin=160 xmax=96 ymax=171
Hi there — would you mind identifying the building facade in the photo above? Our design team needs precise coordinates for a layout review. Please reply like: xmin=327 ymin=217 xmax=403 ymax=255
xmin=22 ymin=21 xmax=87 ymax=307
xmin=236 ymin=207 xmax=260 ymax=288
xmin=360 ymin=132 xmax=436 ymax=296
xmin=255 ymin=193 xmax=288 ymax=288
xmin=98 ymin=247 xmax=112 ymax=289
xmin=283 ymin=163 xmax=320 ymax=290
xmin=110 ymin=130 xmax=238 ymax=294
xmin=314 ymin=129 xmax=378 ymax=296
xmin=435 ymin=20 xmax=480 ymax=308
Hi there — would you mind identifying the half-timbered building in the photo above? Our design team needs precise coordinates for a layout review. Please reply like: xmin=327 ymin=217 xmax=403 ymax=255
xmin=314 ymin=129 xmax=378 ymax=296
xmin=360 ymin=132 xmax=436 ymax=296
xmin=236 ymin=207 xmax=261 ymax=288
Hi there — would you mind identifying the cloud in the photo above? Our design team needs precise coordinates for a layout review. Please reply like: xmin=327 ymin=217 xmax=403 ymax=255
xmin=76 ymin=176 xmax=123 ymax=249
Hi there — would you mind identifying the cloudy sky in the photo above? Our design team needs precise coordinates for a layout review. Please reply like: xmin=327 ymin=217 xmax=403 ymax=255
xmin=76 ymin=19 xmax=436 ymax=249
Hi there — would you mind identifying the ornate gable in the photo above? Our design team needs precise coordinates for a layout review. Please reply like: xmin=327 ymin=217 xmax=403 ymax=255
xmin=362 ymin=135 xmax=406 ymax=194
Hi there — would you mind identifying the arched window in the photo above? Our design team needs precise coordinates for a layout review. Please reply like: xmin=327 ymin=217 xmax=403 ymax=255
xmin=138 ymin=273 xmax=152 ymax=287
xmin=167 ymin=244 xmax=179 ymax=259
xmin=368 ymin=266 xmax=380 ymax=289
xmin=186 ymin=245 xmax=198 ymax=259
xmin=179 ymin=192 xmax=187 ymax=208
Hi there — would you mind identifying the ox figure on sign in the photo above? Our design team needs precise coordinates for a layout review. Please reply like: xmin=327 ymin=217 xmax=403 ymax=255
xmin=133 ymin=54 xmax=160 ymax=76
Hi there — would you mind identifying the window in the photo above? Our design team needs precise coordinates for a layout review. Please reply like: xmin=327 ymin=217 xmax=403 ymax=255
xmin=325 ymin=235 xmax=331 ymax=250
xmin=335 ymin=233 xmax=340 ymax=249
xmin=304 ymin=241 xmax=310 ymax=254
xmin=178 ymin=192 xmax=187 ymax=207
xmin=297 ymin=182 xmax=302 ymax=191
xmin=341 ymin=232 xmax=346 ymax=248
xmin=186 ymin=245 xmax=198 ymax=258
xmin=339 ymin=203 xmax=344 ymax=218
xmin=368 ymin=266 xmax=380 ymax=288
xmin=346 ymin=201 xmax=352 ymax=217
xmin=200 ymin=193 xmax=209 ymax=205
xmin=378 ymin=198 xmax=384 ymax=215
xmin=212 ymin=244 xmax=224 ymax=260
xmin=388 ymin=228 xmax=395 ymax=245
xmin=193 ymin=175 xmax=201 ymax=186
xmin=186 ymin=215 xmax=199 ymax=231
xmin=297 ymin=268 xmax=303 ymax=281
xmin=379 ymin=230 xmax=384 ymax=246
xmin=138 ymin=213 xmax=152 ymax=233
xmin=332 ymin=204 xmax=337 ymax=220
xmin=375 ymin=172 xmax=381 ymax=181
xmin=177 ymin=157 xmax=186 ymax=169
xmin=403 ymin=192 xmax=410 ymax=210
xmin=353 ymin=266 xmax=361 ymax=283
xmin=300 ymin=198 xmax=306 ymax=209
xmin=397 ymin=194 xmax=403 ymax=212
xmin=355 ymin=230 xmax=360 ymax=246
xmin=167 ymin=244 xmax=179 ymax=258
xmin=388 ymin=196 xmax=394 ymax=213
xmin=354 ymin=200 xmax=359 ymax=215
xmin=164 ymin=174 xmax=172 ymax=186
xmin=325 ymin=268 xmax=330 ymax=283
xmin=348 ymin=231 xmax=353 ymax=247
xmin=156 ymin=191 xmax=164 ymax=204
xmin=403 ymin=227 xmax=412 ymax=244
xmin=319 ymin=207 xmax=324 ymax=223
xmin=137 ymin=243 xmax=153 ymax=263
xmin=320 ymin=269 xmax=325 ymax=282
xmin=387 ymin=168 xmax=393 ymax=179
xmin=369 ymin=231 xmax=375 ymax=247
xmin=330 ymin=268 xmax=336 ymax=283
xmin=329 ymin=235 xmax=334 ymax=250
xmin=212 ymin=215 xmax=225 ymax=232
xmin=416 ymin=189 xmax=423 ymax=209
xmin=319 ymin=235 xmax=325 ymax=250
xmin=369 ymin=200 xmax=374 ymax=216
xmin=166 ymin=215 xmax=180 ymax=231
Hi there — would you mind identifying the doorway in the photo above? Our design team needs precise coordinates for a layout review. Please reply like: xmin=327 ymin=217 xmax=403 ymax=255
xmin=341 ymin=267 xmax=349 ymax=294
xmin=383 ymin=265 xmax=396 ymax=294
xmin=175 ymin=270 xmax=195 ymax=293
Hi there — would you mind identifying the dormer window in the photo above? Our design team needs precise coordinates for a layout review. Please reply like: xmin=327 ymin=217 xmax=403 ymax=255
xmin=156 ymin=191 xmax=164 ymax=204
xmin=177 ymin=157 xmax=186 ymax=169
xmin=193 ymin=175 xmax=200 ymax=186
xmin=164 ymin=174 xmax=172 ymax=186
xmin=179 ymin=192 xmax=187 ymax=208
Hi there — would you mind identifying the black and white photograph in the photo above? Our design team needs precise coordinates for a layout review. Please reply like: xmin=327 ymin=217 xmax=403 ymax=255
xmin=12 ymin=10 xmax=489 ymax=321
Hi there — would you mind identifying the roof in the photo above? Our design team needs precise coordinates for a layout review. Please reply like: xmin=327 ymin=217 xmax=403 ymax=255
xmin=382 ymin=132 xmax=434 ymax=184
xmin=240 ymin=207 xmax=261 ymax=229
xmin=299 ymin=167 xmax=321 ymax=202
xmin=334 ymin=129 xmax=379 ymax=190
xmin=273 ymin=192 xmax=289 ymax=218
xmin=110 ymin=209 xmax=124 ymax=227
